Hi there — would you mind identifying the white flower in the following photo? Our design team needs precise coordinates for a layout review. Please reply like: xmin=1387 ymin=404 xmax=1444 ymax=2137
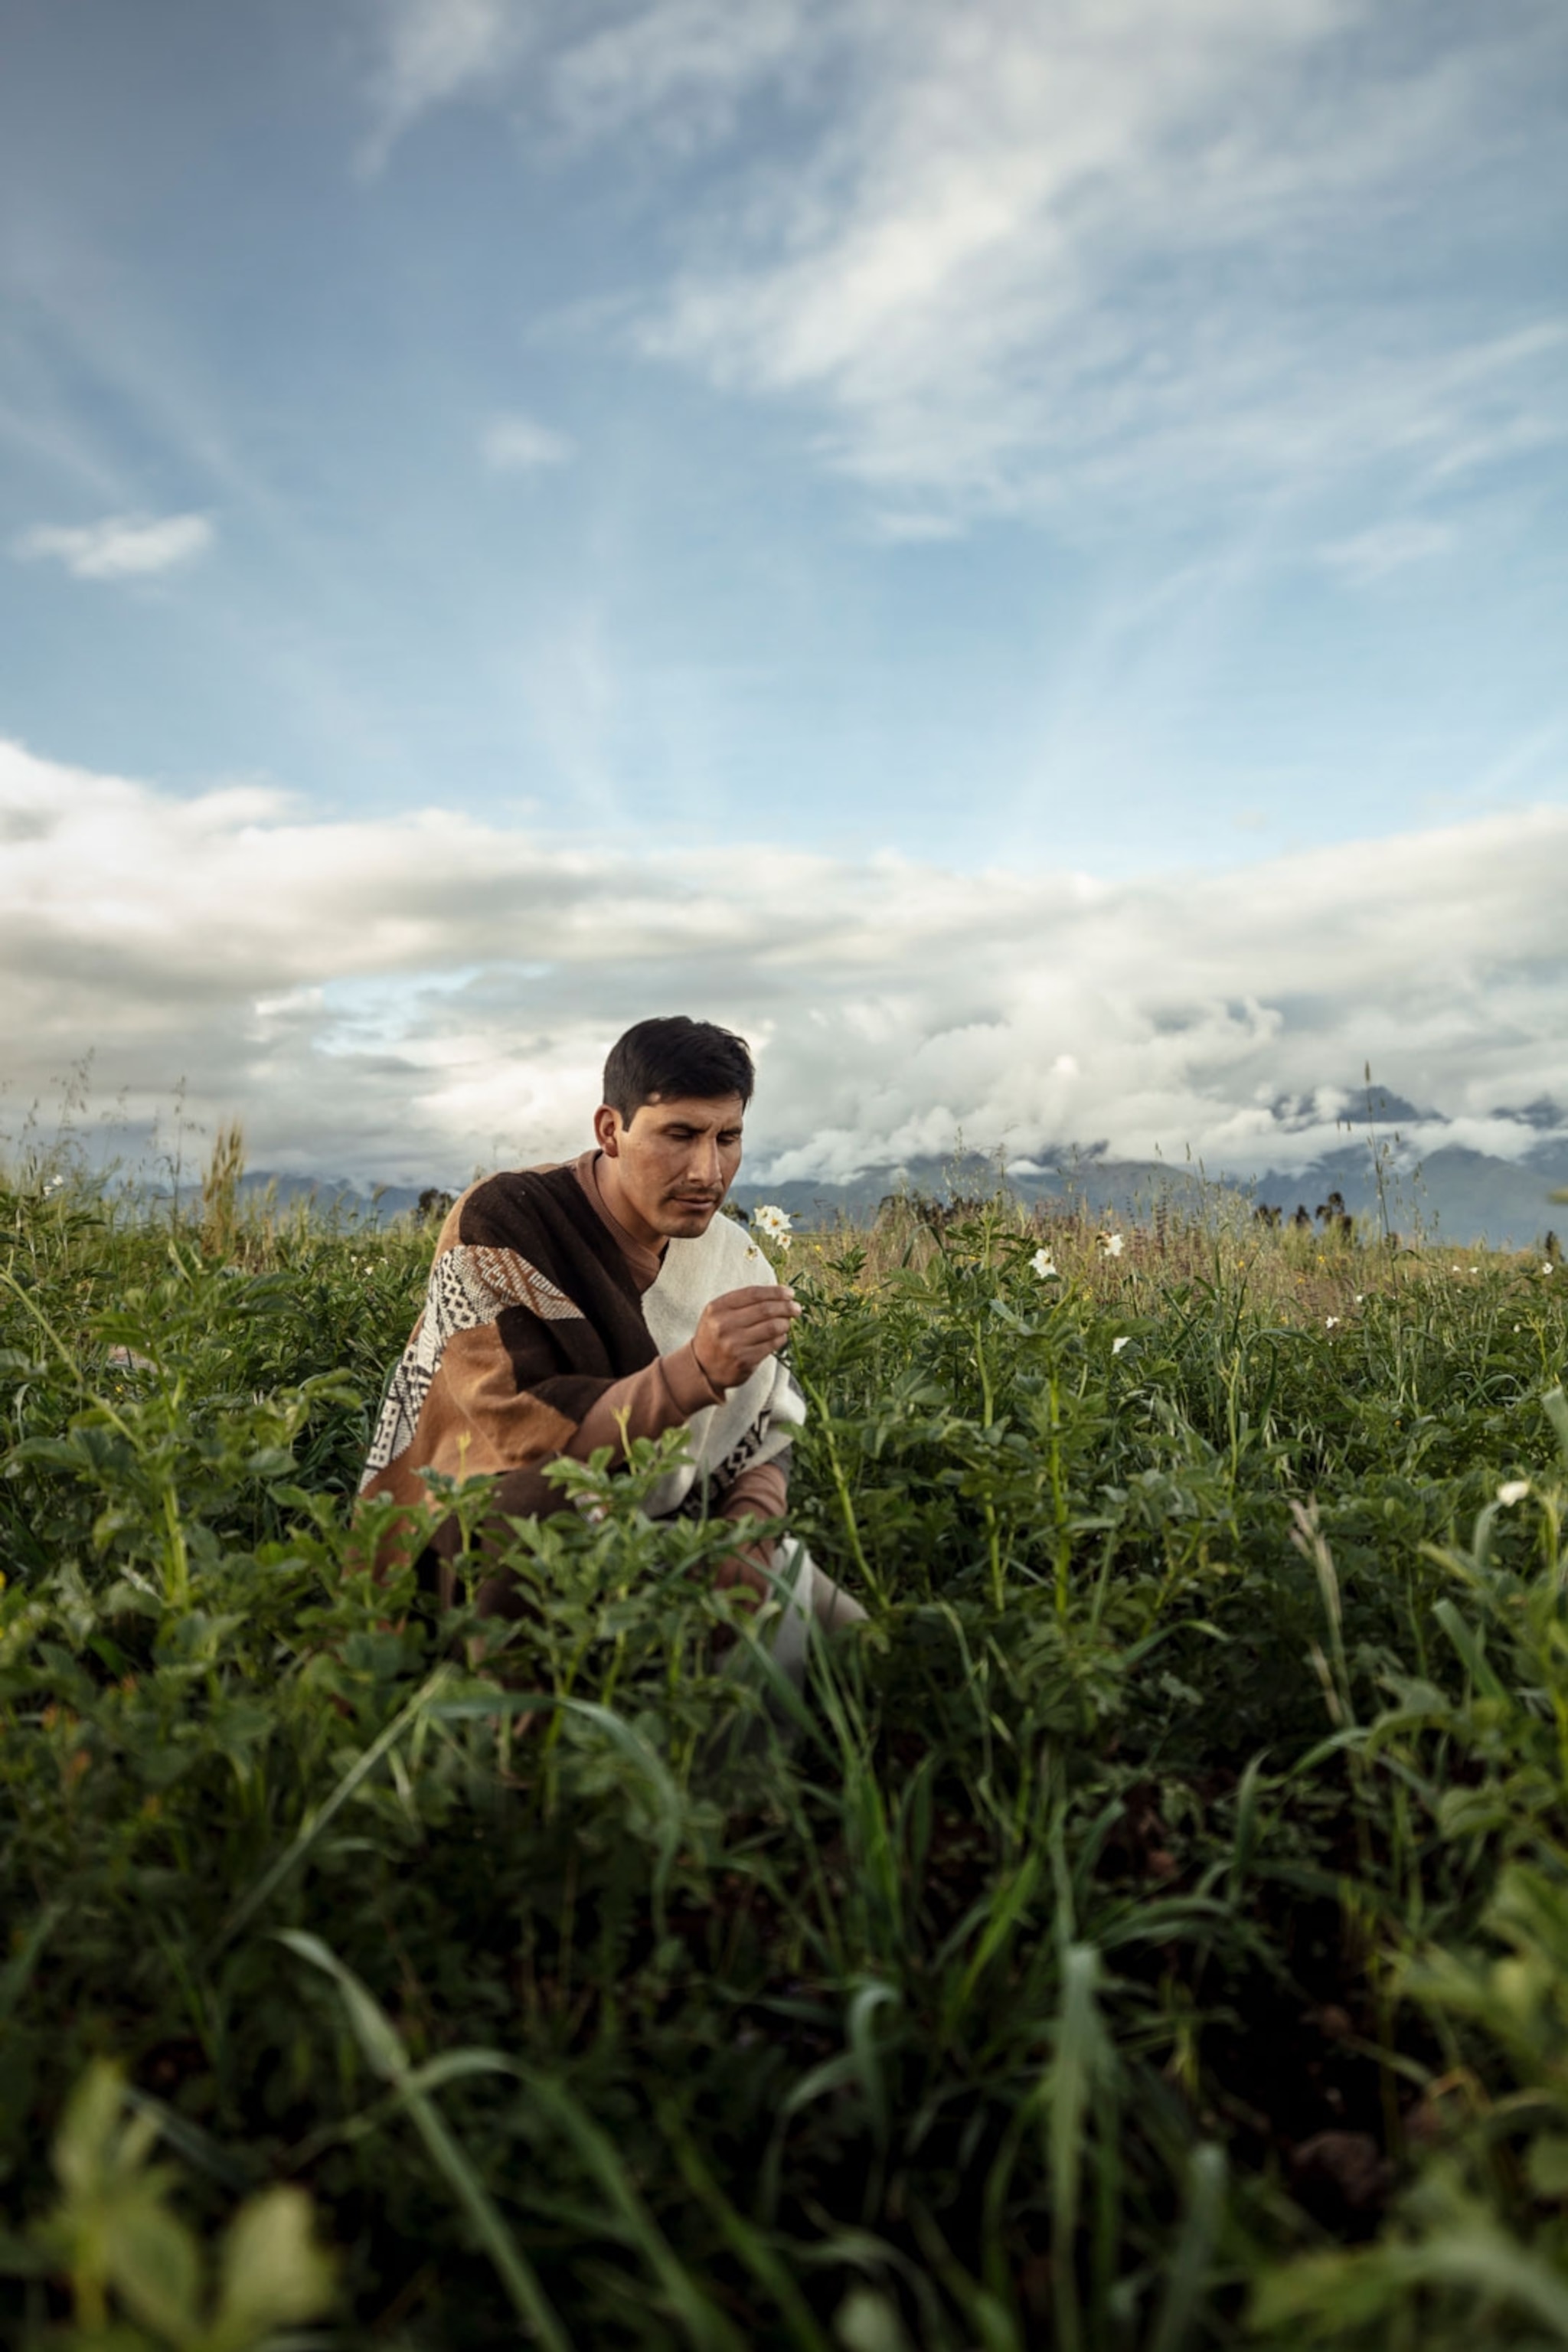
xmin=1030 ymin=1248 xmax=1057 ymax=1279
xmin=1111 ymin=1334 xmax=1129 ymax=1355
xmin=1469 ymin=1266 xmax=1479 ymax=1275
xmin=1325 ymin=1316 xmax=1338 ymax=1329
xmin=1497 ymin=1479 xmax=1530 ymax=1507
xmin=44 ymin=1174 xmax=65 ymax=1194
xmin=1099 ymin=1231 xmax=1125 ymax=1258
xmin=1544 ymin=1262 xmax=1556 ymax=1277
xmin=1354 ymin=1293 xmax=1364 ymax=1303
xmin=752 ymin=1204 xmax=792 ymax=1252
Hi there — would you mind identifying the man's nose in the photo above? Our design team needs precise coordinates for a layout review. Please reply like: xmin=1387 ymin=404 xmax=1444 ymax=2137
xmin=688 ymin=1137 xmax=722 ymax=1187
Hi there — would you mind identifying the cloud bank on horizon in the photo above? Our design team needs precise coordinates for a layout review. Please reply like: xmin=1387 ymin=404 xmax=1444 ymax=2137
xmin=4 ymin=735 xmax=1566 ymax=1191
xmin=1 ymin=0 xmax=1564 ymax=1182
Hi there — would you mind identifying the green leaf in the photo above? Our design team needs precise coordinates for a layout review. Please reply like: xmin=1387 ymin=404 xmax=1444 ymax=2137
xmin=1543 ymin=1386 xmax=1568 ymax=1472
xmin=207 ymin=2186 xmax=335 ymax=2351
xmin=1527 ymin=2136 xmax=1568 ymax=2200
xmin=102 ymin=2193 xmax=201 ymax=2344
xmin=835 ymin=2286 xmax=916 ymax=2352
xmin=53 ymin=2058 xmax=130 ymax=2200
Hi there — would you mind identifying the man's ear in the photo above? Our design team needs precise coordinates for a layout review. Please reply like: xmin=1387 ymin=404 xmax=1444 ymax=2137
xmin=593 ymin=1104 xmax=622 ymax=1155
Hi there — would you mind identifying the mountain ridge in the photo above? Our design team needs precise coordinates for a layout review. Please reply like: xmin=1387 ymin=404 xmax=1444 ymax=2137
xmin=231 ymin=1129 xmax=1568 ymax=1249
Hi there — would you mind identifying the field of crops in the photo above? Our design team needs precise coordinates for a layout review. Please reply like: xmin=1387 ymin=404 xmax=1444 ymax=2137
xmin=4 ymin=1163 xmax=1568 ymax=2349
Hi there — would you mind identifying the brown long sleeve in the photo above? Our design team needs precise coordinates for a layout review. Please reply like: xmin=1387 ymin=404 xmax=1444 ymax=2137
xmin=718 ymin=1454 xmax=789 ymax=1530
xmin=708 ymin=1449 xmax=792 ymax=1602
xmin=566 ymin=1338 xmax=722 ymax=1465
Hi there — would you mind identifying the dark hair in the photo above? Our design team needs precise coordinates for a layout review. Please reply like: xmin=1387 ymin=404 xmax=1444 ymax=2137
xmin=603 ymin=1017 xmax=754 ymax=1121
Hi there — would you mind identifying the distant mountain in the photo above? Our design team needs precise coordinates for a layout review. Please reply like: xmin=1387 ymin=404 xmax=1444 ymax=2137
xmin=1271 ymin=1083 xmax=1442 ymax=1128
xmin=237 ymin=1114 xmax=1568 ymax=1251
xmin=1240 ymin=1144 xmax=1567 ymax=1250
xmin=234 ymin=1169 xmax=435 ymax=1223
xmin=733 ymin=1132 xmax=1568 ymax=1250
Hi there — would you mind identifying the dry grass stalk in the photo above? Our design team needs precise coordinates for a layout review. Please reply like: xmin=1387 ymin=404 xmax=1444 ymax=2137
xmin=200 ymin=1117 xmax=247 ymax=1261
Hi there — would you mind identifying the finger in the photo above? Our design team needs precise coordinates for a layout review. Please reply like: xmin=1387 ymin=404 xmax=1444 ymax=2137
xmin=711 ymin=1297 xmax=799 ymax=1334
xmin=714 ymin=1315 xmax=795 ymax=1361
xmin=721 ymin=1307 xmax=799 ymax=1344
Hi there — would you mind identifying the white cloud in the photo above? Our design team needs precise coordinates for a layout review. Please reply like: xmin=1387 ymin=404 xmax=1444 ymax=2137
xmin=1318 ymin=518 xmax=1454 ymax=582
xmin=549 ymin=0 xmax=823 ymax=148
xmin=358 ymin=0 xmax=522 ymax=171
xmin=12 ymin=512 xmax=214 ymax=581
xmin=363 ymin=0 xmax=828 ymax=158
xmin=870 ymin=508 xmax=965 ymax=545
xmin=359 ymin=1 xmax=1567 ymax=531
xmin=4 ymin=733 xmax=1567 ymax=1189
xmin=481 ymin=411 xmax=577 ymax=470
xmin=635 ymin=3 xmax=1565 ymax=518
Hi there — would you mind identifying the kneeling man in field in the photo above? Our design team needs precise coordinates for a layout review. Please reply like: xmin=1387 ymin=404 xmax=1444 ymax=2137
xmin=358 ymin=1015 xmax=864 ymax=1665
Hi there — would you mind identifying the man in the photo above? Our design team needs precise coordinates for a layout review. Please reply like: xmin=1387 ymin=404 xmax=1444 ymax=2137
xmin=359 ymin=1015 xmax=864 ymax=1657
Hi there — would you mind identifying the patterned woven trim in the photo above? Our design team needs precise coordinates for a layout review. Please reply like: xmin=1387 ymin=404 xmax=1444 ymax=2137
xmin=359 ymin=1243 xmax=581 ymax=1484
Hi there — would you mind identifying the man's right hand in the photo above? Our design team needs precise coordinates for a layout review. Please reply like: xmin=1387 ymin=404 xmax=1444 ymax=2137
xmin=691 ymin=1283 xmax=800 ymax=1393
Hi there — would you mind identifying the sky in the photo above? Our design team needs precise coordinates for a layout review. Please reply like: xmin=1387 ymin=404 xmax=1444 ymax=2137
xmin=2 ymin=0 xmax=1566 ymax=1187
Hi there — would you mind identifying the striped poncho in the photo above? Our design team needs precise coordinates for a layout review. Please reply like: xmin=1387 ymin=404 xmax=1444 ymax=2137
xmin=360 ymin=1155 xmax=804 ymax=1533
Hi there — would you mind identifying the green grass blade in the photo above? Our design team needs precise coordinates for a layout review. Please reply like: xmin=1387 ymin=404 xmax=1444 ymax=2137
xmin=210 ymin=1664 xmax=455 ymax=1957
xmin=522 ymin=2070 xmax=750 ymax=2352
xmin=1144 ymin=2141 xmax=1226 ymax=2352
xmin=0 ymin=1902 xmax=62 ymax=2020
xmin=656 ymin=2098 xmax=835 ymax=2352
xmin=277 ymin=1931 xmax=570 ymax=2352
xmin=1543 ymin=1384 xmax=1568 ymax=1471
xmin=1046 ymin=1943 xmax=1103 ymax=2352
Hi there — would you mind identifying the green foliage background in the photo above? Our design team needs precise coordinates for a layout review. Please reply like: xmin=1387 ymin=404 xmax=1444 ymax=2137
xmin=3 ymin=1174 xmax=1568 ymax=2347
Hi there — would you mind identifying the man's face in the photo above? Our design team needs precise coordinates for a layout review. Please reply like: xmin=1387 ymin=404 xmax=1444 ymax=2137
xmin=593 ymin=1092 xmax=745 ymax=1247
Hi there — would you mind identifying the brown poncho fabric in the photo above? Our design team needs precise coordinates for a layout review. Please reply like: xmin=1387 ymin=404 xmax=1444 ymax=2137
xmin=360 ymin=1152 xmax=802 ymax=1541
